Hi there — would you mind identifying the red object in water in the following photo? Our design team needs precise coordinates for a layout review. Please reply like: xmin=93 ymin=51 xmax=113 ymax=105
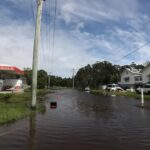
xmin=56 ymin=95 xmax=61 ymax=100
xmin=0 ymin=64 xmax=24 ymax=75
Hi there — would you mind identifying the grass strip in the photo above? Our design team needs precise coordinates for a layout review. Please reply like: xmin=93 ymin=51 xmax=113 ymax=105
xmin=91 ymin=89 xmax=150 ymax=100
xmin=0 ymin=89 xmax=52 ymax=125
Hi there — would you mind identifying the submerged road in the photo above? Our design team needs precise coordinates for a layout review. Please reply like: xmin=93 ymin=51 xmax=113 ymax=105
xmin=1 ymin=89 xmax=150 ymax=150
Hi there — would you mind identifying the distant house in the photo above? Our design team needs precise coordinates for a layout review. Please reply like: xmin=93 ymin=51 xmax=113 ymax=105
xmin=141 ymin=63 xmax=150 ymax=84
xmin=119 ymin=68 xmax=142 ymax=89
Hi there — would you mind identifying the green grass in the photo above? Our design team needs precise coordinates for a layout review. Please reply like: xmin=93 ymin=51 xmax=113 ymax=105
xmin=0 ymin=103 xmax=30 ymax=124
xmin=91 ymin=89 xmax=150 ymax=100
xmin=0 ymin=89 xmax=52 ymax=125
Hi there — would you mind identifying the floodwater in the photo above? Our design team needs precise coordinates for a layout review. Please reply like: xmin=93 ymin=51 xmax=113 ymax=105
xmin=1 ymin=89 xmax=150 ymax=150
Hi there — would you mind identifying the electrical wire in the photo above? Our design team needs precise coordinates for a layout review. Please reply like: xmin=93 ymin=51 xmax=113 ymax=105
xmin=45 ymin=1 xmax=49 ymax=52
xmin=30 ymin=0 xmax=35 ymax=24
xmin=114 ymin=41 xmax=150 ymax=63
xmin=51 ymin=0 xmax=57 ymax=68
xmin=48 ymin=0 xmax=51 ymax=62
xmin=47 ymin=0 xmax=53 ymax=75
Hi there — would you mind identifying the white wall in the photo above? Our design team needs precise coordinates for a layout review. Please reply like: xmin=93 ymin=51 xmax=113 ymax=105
xmin=3 ymin=79 xmax=23 ymax=87
xmin=121 ymin=70 xmax=135 ymax=85
xmin=120 ymin=69 xmax=142 ymax=85
xmin=142 ymin=65 xmax=150 ymax=84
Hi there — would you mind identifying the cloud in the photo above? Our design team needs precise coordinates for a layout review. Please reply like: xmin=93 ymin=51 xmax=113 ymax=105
xmin=0 ymin=22 xmax=34 ymax=68
xmin=59 ymin=0 xmax=139 ymax=24
xmin=1 ymin=0 xmax=150 ymax=77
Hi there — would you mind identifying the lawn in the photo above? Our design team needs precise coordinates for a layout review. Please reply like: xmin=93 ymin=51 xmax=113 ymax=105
xmin=91 ymin=89 xmax=150 ymax=100
xmin=0 ymin=89 xmax=52 ymax=124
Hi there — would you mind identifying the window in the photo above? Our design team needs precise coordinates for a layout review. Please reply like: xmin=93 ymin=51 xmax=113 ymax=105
xmin=147 ymin=74 xmax=150 ymax=82
xmin=144 ymin=85 xmax=150 ymax=88
xmin=107 ymin=84 xmax=112 ymax=87
xmin=135 ymin=76 xmax=142 ymax=81
xmin=124 ymin=77 xmax=130 ymax=82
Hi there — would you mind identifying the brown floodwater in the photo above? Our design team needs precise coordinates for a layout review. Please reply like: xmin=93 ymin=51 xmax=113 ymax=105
xmin=0 ymin=89 xmax=150 ymax=150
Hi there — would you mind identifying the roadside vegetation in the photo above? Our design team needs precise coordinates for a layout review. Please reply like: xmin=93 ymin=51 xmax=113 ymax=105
xmin=0 ymin=67 xmax=72 ymax=125
xmin=24 ymin=68 xmax=73 ymax=88
xmin=91 ymin=89 xmax=150 ymax=100
xmin=0 ymin=89 xmax=51 ymax=125
xmin=75 ymin=61 xmax=144 ymax=89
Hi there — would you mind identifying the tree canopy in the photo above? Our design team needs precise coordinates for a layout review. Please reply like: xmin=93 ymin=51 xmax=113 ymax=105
xmin=75 ymin=61 xmax=144 ymax=89
xmin=24 ymin=68 xmax=72 ymax=89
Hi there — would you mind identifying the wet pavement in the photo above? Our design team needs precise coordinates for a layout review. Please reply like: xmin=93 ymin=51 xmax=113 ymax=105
xmin=1 ymin=89 xmax=150 ymax=150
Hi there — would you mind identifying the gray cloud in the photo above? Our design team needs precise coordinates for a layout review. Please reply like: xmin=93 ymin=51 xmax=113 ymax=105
xmin=0 ymin=0 xmax=150 ymax=77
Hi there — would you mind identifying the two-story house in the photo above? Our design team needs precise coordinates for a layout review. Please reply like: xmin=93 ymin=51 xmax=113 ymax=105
xmin=141 ymin=63 xmax=150 ymax=84
xmin=119 ymin=68 xmax=142 ymax=89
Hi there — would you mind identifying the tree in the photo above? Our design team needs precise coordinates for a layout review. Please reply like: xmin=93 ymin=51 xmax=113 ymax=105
xmin=75 ymin=65 xmax=92 ymax=89
xmin=37 ymin=70 xmax=48 ymax=89
xmin=24 ymin=68 xmax=32 ymax=85
xmin=75 ymin=61 xmax=133 ymax=89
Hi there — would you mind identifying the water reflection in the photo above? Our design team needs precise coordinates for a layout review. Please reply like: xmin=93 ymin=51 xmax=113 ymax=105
xmin=1 ymin=90 xmax=150 ymax=150
xmin=38 ymin=103 xmax=47 ymax=114
xmin=75 ymin=93 xmax=114 ymax=119
xmin=29 ymin=111 xmax=36 ymax=150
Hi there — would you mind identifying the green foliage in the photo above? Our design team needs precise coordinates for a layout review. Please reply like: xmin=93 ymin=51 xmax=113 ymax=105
xmin=75 ymin=61 xmax=118 ymax=89
xmin=0 ymin=103 xmax=30 ymax=124
xmin=37 ymin=70 xmax=48 ymax=89
xmin=24 ymin=68 xmax=32 ymax=85
xmin=50 ymin=76 xmax=72 ymax=87
xmin=75 ymin=64 xmax=92 ymax=89
xmin=24 ymin=68 xmax=72 ymax=88
xmin=0 ymin=89 xmax=51 ymax=125
xmin=75 ymin=61 xmax=144 ymax=89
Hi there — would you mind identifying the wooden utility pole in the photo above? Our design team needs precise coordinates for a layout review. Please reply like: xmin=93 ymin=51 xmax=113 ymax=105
xmin=32 ymin=0 xmax=45 ymax=108
xmin=72 ymin=69 xmax=75 ymax=89
xmin=48 ymin=72 xmax=51 ymax=88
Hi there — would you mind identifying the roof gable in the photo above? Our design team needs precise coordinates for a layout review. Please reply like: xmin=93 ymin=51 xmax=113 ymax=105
xmin=141 ymin=63 xmax=150 ymax=72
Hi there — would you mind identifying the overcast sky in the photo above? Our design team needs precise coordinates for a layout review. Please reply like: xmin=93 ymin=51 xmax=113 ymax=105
xmin=0 ymin=0 xmax=150 ymax=77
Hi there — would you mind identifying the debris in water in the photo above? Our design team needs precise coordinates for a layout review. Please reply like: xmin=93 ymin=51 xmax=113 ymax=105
xmin=50 ymin=102 xmax=57 ymax=109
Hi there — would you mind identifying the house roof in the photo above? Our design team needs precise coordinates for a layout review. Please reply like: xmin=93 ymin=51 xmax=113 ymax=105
xmin=141 ymin=63 xmax=150 ymax=72
xmin=125 ymin=68 xmax=141 ymax=74
xmin=0 ymin=64 xmax=24 ymax=75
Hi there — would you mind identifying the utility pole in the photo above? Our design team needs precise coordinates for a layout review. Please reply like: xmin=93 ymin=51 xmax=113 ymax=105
xmin=141 ymin=88 xmax=144 ymax=107
xmin=72 ymin=69 xmax=75 ymax=89
xmin=32 ymin=0 xmax=45 ymax=108
xmin=48 ymin=72 xmax=51 ymax=88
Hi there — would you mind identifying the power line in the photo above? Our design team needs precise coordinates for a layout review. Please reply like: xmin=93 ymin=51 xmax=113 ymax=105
xmin=52 ymin=0 xmax=57 ymax=65
xmin=49 ymin=0 xmax=57 ymax=75
xmin=48 ymin=0 xmax=51 ymax=61
xmin=45 ymin=1 xmax=49 ymax=51
xmin=114 ymin=41 xmax=150 ymax=63
xmin=41 ymin=3 xmax=47 ymax=68
xmin=30 ymin=0 xmax=35 ymax=23
xmin=30 ymin=0 xmax=47 ymax=70
xmin=47 ymin=0 xmax=51 ymax=71
xmin=41 ymin=30 xmax=47 ymax=69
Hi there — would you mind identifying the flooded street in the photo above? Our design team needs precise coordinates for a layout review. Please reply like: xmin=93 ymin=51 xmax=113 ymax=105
xmin=1 ymin=89 xmax=150 ymax=150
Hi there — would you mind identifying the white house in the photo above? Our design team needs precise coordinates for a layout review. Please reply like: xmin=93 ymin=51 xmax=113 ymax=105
xmin=141 ymin=63 xmax=150 ymax=84
xmin=119 ymin=68 xmax=142 ymax=89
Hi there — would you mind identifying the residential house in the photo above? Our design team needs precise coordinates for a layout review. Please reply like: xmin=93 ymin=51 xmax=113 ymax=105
xmin=119 ymin=68 xmax=142 ymax=89
xmin=141 ymin=63 xmax=150 ymax=84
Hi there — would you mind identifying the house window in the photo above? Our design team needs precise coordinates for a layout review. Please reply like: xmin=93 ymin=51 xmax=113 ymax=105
xmin=135 ymin=76 xmax=142 ymax=81
xmin=147 ymin=74 xmax=150 ymax=82
xmin=124 ymin=77 xmax=130 ymax=82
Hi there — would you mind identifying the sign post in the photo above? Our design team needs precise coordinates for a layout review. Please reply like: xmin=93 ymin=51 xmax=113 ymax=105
xmin=141 ymin=88 xmax=144 ymax=107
